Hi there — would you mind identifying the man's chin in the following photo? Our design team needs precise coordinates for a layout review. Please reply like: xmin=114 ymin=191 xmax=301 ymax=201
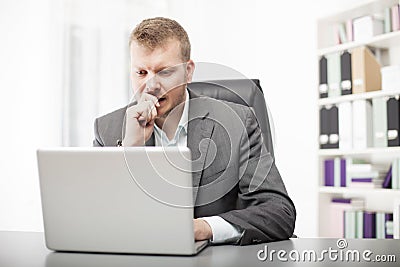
xmin=155 ymin=106 xmax=169 ymax=119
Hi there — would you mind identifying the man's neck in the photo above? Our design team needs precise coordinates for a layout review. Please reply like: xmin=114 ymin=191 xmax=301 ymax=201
xmin=155 ymin=101 xmax=185 ymax=141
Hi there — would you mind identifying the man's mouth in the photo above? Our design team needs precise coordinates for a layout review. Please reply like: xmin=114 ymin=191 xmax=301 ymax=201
xmin=158 ymin=96 xmax=167 ymax=104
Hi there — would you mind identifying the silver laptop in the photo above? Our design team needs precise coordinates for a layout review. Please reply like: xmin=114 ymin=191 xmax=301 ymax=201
xmin=37 ymin=147 xmax=208 ymax=255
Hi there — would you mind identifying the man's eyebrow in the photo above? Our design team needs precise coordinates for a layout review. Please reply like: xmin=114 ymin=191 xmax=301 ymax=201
xmin=132 ymin=64 xmax=177 ymax=71
xmin=155 ymin=65 xmax=179 ymax=72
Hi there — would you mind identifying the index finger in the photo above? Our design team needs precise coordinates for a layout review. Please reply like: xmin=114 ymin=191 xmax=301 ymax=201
xmin=140 ymin=93 xmax=160 ymax=107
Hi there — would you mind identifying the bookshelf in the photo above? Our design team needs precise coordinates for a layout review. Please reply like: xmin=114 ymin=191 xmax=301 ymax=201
xmin=317 ymin=0 xmax=400 ymax=238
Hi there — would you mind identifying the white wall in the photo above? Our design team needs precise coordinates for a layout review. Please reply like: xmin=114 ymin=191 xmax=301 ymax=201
xmin=0 ymin=0 xmax=371 ymax=236
xmin=0 ymin=0 xmax=63 ymax=231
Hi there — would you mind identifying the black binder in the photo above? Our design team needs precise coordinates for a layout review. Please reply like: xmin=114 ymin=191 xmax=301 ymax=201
xmin=328 ymin=105 xmax=339 ymax=149
xmin=320 ymin=107 xmax=329 ymax=149
xmin=387 ymin=97 xmax=400 ymax=146
xmin=319 ymin=56 xmax=328 ymax=98
xmin=340 ymin=51 xmax=352 ymax=95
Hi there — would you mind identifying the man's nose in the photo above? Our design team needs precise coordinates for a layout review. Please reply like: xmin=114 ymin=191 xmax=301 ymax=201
xmin=145 ymin=74 xmax=161 ymax=96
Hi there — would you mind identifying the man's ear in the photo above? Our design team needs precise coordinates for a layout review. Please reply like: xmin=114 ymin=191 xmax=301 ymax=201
xmin=186 ymin=60 xmax=195 ymax=83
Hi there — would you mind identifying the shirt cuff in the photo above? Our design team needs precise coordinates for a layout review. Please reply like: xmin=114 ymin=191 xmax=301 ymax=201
xmin=201 ymin=216 xmax=242 ymax=244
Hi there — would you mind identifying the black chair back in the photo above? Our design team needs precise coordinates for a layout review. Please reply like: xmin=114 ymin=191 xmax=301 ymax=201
xmin=188 ymin=79 xmax=275 ymax=157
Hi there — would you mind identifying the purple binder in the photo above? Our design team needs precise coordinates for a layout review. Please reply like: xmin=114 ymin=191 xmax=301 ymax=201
xmin=340 ymin=159 xmax=346 ymax=187
xmin=324 ymin=159 xmax=334 ymax=186
xmin=363 ymin=211 xmax=376 ymax=238
xmin=382 ymin=166 xmax=392 ymax=189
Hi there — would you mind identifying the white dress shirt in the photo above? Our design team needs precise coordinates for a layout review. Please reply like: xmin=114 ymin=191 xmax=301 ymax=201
xmin=153 ymin=90 xmax=242 ymax=244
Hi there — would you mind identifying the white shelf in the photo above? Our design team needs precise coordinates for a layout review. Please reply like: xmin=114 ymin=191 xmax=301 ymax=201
xmin=318 ymin=147 xmax=400 ymax=156
xmin=316 ymin=0 xmax=400 ymax=238
xmin=318 ymin=89 xmax=400 ymax=106
xmin=319 ymin=186 xmax=400 ymax=194
xmin=318 ymin=31 xmax=400 ymax=56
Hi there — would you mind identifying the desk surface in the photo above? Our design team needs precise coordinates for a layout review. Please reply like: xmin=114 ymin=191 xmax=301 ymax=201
xmin=0 ymin=231 xmax=399 ymax=267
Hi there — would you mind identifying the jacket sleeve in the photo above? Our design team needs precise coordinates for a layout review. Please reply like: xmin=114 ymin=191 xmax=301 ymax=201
xmin=93 ymin=118 xmax=104 ymax=147
xmin=219 ymin=107 xmax=296 ymax=245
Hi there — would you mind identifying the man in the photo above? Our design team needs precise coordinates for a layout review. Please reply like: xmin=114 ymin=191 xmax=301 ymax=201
xmin=93 ymin=17 xmax=296 ymax=245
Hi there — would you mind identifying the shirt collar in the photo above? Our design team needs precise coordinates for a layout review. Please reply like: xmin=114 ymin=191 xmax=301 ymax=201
xmin=153 ymin=89 xmax=189 ymax=143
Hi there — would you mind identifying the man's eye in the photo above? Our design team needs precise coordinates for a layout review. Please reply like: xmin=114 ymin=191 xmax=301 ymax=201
xmin=136 ymin=70 xmax=147 ymax=76
xmin=158 ymin=69 xmax=173 ymax=76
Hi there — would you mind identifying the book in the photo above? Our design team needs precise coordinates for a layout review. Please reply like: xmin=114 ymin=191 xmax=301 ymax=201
xmin=338 ymin=102 xmax=353 ymax=150
xmin=352 ymin=99 xmax=373 ymax=149
xmin=381 ymin=65 xmax=400 ymax=92
xmin=351 ymin=46 xmax=382 ymax=94
xmin=384 ymin=6 xmax=392 ymax=33
xmin=338 ymin=22 xmax=347 ymax=43
xmin=349 ymin=177 xmax=384 ymax=189
xmin=372 ymin=97 xmax=388 ymax=148
xmin=376 ymin=212 xmax=385 ymax=239
xmin=327 ymin=53 xmax=341 ymax=97
xmin=356 ymin=210 xmax=364 ymax=238
xmin=392 ymin=5 xmax=400 ymax=31
xmin=328 ymin=198 xmax=364 ymax=238
xmin=345 ymin=210 xmax=356 ymax=238
xmin=347 ymin=163 xmax=373 ymax=172
xmin=346 ymin=19 xmax=353 ymax=42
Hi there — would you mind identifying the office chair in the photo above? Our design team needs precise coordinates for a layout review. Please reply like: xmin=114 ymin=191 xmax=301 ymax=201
xmin=189 ymin=79 xmax=297 ymax=239
xmin=188 ymin=79 xmax=275 ymax=157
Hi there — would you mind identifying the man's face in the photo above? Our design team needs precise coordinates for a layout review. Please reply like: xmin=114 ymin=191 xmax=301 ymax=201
xmin=130 ymin=39 xmax=195 ymax=118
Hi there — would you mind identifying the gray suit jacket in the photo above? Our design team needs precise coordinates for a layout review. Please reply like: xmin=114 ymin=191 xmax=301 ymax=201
xmin=93 ymin=90 xmax=296 ymax=245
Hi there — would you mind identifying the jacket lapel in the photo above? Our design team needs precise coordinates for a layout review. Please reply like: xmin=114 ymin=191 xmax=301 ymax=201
xmin=145 ymin=133 xmax=155 ymax=146
xmin=187 ymin=90 xmax=215 ymax=204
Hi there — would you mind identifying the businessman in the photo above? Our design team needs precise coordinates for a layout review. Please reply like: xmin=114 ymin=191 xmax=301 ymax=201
xmin=93 ymin=17 xmax=296 ymax=245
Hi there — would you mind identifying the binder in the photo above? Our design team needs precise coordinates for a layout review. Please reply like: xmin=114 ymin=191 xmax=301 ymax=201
xmin=340 ymin=51 xmax=352 ymax=95
xmin=328 ymin=105 xmax=339 ymax=149
xmin=351 ymin=46 xmax=382 ymax=94
xmin=319 ymin=107 xmax=329 ymax=149
xmin=327 ymin=52 xmax=341 ymax=97
xmin=324 ymin=159 xmax=334 ymax=186
xmin=372 ymin=97 xmax=388 ymax=147
xmin=387 ymin=97 xmax=400 ymax=146
xmin=356 ymin=210 xmax=364 ymax=238
xmin=319 ymin=56 xmax=328 ymax=98
xmin=376 ymin=212 xmax=385 ymax=239
xmin=352 ymin=99 xmax=373 ymax=149
xmin=338 ymin=102 xmax=353 ymax=150
xmin=330 ymin=157 xmax=347 ymax=187
xmin=363 ymin=211 xmax=376 ymax=238
xmin=344 ymin=210 xmax=356 ymax=238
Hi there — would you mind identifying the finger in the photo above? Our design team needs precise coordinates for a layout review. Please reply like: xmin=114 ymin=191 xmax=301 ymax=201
xmin=150 ymin=102 xmax=157 ymax=119
xmin=138 ymin=115 xmax=147 ymax=127
xmin=141 ymin=93 xmax=160 ymax=107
